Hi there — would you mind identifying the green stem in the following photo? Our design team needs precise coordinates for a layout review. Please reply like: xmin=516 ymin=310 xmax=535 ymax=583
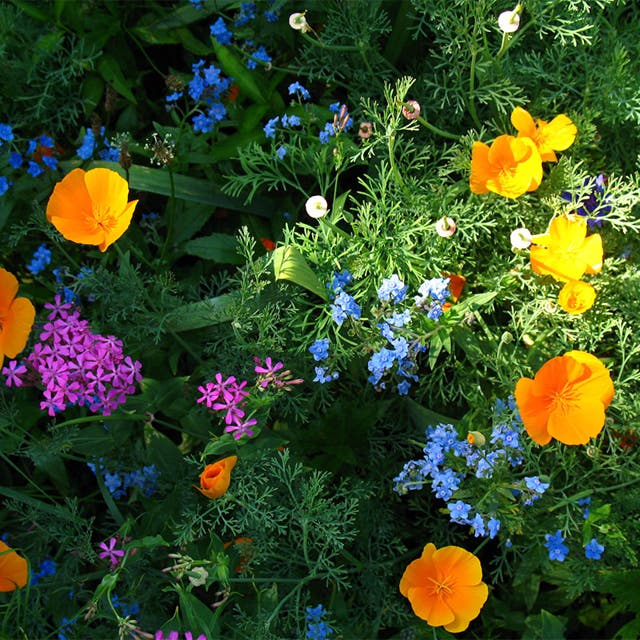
xmin=300 ymin=32 xmax=360 ymax=52
xmin=160 ymin=167 xmax=177 ymax=262
xmin=468 ymin=47 xmax=482 ymax=129
xmin=51 ymin=413 xmax=147 ymax=429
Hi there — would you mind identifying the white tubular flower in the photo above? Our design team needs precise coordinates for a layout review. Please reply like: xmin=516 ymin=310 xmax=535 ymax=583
xmin=305 ymin=195 xmax=328 ymax=219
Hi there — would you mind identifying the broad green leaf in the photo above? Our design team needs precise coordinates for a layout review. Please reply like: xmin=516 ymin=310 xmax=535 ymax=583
xmin=272 ymin=245 xmax=328 ymax=300
xmin=184 ymin=233 xmax=243 ymax=264
xmin=96 ymin=54 xmax=137 ymax=104
xmin=212 ymin=41 xmax=267 ymax=104
xmin=164 ymin=293 xmax=240 ymax=332
xmin=85 ymin=161 xmax=274 ymax=217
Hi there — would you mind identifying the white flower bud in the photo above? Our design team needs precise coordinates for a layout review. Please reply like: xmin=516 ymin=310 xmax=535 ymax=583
xmin=305 ymin=195 xmax=328 ymax=219
xmin=510 ymin=227 xmax=532 ymax=249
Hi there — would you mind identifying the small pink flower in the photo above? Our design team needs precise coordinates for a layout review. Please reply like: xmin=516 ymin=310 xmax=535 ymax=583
xmin=98 ymin=537 xmax=125 ymax=568
xmin=402 ymin=100 xmax=421 ymax=120
xmin=435 ymin=217 xmax=457 ymax=237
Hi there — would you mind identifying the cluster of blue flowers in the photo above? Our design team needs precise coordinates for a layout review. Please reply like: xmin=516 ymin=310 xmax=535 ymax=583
xmin=393 ymin=400 xmax=532 ymax=539
xmin=309 ymin=337 xmax=339 ymax=384
xmin=188 ymin=60 xmax=233 ymax=133
xmin=31 ymin=558 xmax=57 ymax=586
xmin=76 ymin=127 xmax=120 ymax=162
xmin=305 ymin=604 xmax=334 ymax=640
xmin=329 ymin=271 xmax=362 ymax=327
xmin=263 ymin=113 xmax=302 ymax=139
xmin=87 ymin=460 xmax=160 ymax=499
xmin=1 ymin=127 xmax=61 ymax=193
xmin=52 ymin=266 xmax=94 ymax=304
xmin=561 ymin=174 xmax=611 ymax=228
xmin=28 ymin=244 xmax=52 ymax=275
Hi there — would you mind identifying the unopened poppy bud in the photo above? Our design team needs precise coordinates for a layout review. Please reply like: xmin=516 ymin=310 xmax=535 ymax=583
xmin=510 ymin=227 xmax=532 ymax=249
xmin=289 ymin=12 xmax=310 ymax=32
xmin=498 ymin=5 xmax=522 ymax=33
xmin=500 ymin=331 xmax=513 ymax=344
xmin=435 ymin=216 xmax=457 ymax=237
xmin=305 ymin=195 xmax=328 ymax=219
xmin=358 ymin=122 xmax=372 ymax=139
xmin=467 ymin=431 xmax=486 ymax=447
xmin=402 ymin=100 xmax=421 ymax=120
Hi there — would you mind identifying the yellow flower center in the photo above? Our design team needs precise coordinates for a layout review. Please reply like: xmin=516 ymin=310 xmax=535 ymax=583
xmin=549 ymin=384 xmax=579 ymax=414
xmin=89 ymin=204 xmax=118 ymax=233
xmin=429 ymin=576 xmax=454 ymax=597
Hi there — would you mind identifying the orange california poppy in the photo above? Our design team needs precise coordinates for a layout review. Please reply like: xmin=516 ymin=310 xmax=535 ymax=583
xmin=470 ymin=134 xmax=542 ymax=199
xmin=400 ymin=543 xmax=489 ymax=633
xmin=0 ymin=269 xmax=36 ymax=369
xmin=514 ymin=350 xmax=614 ymax=446
xmin=46 ymin=168 xmax=138 ymax=252
xmin=530 ymin=216 xmax=602 ymax=282
xmin=557 ymin=280 xmax=596 ymax=315
xmin=0 ymin=541 xmax=28 ymax=592
xmin=511 ymin=107 xmax=577 ymax=163
xmin=197 ymin=455 xmax=238 ymax=499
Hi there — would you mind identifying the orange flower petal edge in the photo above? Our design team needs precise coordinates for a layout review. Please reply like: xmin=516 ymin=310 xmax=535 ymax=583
xmin=197 ymin=455 xmax=238 ymax=499
xmin=511 ymin=106 xmax=577 ymax=162
xmin=400 ymin=543 xmax=489 ymax=633
xmin=514 ymin=351 xmax=614 ymax=446
xmin=0 ymin=541 xmax=28 ymax=592
xmin=46 ymin=168 xmax=138 ymax=252
xmin=0 ymin=269 xmax=36 ymax=368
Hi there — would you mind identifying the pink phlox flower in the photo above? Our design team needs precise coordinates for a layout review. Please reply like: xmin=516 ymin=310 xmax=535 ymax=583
xmin=212 ymin=399 xmax=246 ymax=425
xmin=39 ymin=355 xmax=69 ymax=387
xmin=155 ymin=632 xmax=180 ymax=640
xmin=44 ymin=295 xmax=73 ymax=320
xmin=118 ymin=356 xmax=143 ymax=384
xmin=2 ymin=360 xmax=27 ymax=387
xmin=185 ymin=633 xmax=207 ymax=640
xmin=40 ymin=388 xmax=66 ymax=416
xmin=253 ymin=356 xmax=284 ymax=376
xmin=197 ymin=373 xmax=241 ymax=408
xmin=98 ymin=537 xmax=125 ymax=568
xmin=225 ymin=417 xmax=258 ymax=440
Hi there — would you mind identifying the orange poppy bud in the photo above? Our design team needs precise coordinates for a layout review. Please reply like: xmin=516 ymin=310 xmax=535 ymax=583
xmin=46 ymin=168 xmax=138 ymax=252
xmin=400 ymin=543 xmax=488 ymax=633
xmin=0 ymin=541 xmax=28 ymax=592
xmin=0 ymin=269 xmax=35 ymax=368
xmin=197 ymin=455 xmax=238 ymax=499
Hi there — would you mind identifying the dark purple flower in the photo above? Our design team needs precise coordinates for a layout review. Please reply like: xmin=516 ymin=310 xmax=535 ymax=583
xmin=561 ymin=174 xmax=611 ymax=228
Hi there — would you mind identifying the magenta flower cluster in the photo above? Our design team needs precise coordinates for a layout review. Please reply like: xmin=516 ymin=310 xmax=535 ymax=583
xmin=1 ymin=295 xmax=143 ymax=416
xmin=197 ymin=357 xmax=303 ymax=440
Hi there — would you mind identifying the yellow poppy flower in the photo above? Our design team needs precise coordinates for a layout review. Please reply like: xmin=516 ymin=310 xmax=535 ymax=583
xmin=46 ymin=168 xmax=138 ymax=252
xmin=511 ymin=106 xmax=577 ymax=162
xmin=470 ymin=134 xmax=542 ymax=199
xmin=0 ymin=269 xmax=35 ymax=368
xmin=558 ymin=280 xmax=596 ymax=314
xmin=400 ymin=543 xmax=489 ymax=632
xmin=530 ymin=216 xmax=603 ymax=282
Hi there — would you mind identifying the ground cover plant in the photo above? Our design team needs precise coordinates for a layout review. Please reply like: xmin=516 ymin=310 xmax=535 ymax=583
xmin=1 ymin=0 xmax=640 ymax=638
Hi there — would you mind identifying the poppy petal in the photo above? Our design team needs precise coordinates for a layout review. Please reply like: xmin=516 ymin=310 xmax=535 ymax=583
xmin=99 ymin=199 xmax=139 ymax=252
xmin=514 ymin=377 xmax=553 ymax=445
xmin=46 ymin=168 xmax=92 ymax=221
xmin=0 ymin=269 xmax=18 ymax=314
xmin=408 ymin=586 xmax=456 ymax=627
xmin=84 ymin=168 xmax=130 ymax=213
xmin=548 ymin=398 xmax=606 ymax=445
xmin=2 ymin=297 xmax=35 ymax=359
xmin=0 ymin=542 xmax=28 ymax=592
xmin=511 ymin=107 xmax=536 ymax=137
